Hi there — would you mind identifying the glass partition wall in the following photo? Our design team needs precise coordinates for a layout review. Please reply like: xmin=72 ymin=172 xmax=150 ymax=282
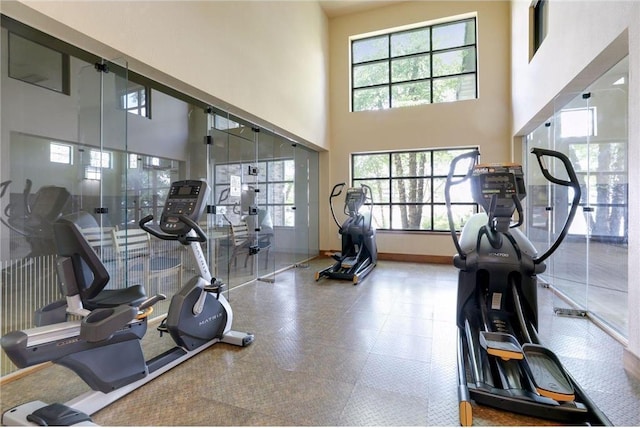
xmin=0 ymin=18 xmax=319 ymax=376
xmin=524 ymin=57 xmax=629 ymax=338
xmin=208 ymin=111 xmax=319 ymax=285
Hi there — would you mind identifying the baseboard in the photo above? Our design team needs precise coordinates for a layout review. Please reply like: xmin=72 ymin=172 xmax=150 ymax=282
xmin=320 ymin=251 xmax=452 ymax=265
xmin=623 ymin=348 xmax=640 ymax=382
xmin=0 ymin=362 xmax=52 ymax=386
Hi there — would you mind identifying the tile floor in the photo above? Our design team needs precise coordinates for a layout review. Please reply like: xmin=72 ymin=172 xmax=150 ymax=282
xmin=1 ymin=258 xmax=638 ymax=426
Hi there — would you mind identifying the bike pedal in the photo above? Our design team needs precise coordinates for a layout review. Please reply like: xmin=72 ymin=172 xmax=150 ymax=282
xmin=157 ymin=318 xmax=169 ymax=336
xmin=204 ymin=279 xmax=226 ymax=293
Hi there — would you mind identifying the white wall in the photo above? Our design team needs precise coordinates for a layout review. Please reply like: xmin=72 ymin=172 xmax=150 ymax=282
xmin=510 ymin=0 xmax=640 ymax=374
xmin=327 ymin=1 xmax=512 ymax=257
xmin=1 ymin=0 xmax=330 ymax=151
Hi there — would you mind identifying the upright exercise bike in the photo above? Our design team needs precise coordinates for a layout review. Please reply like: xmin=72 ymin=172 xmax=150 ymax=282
xmin=315 ymin=183 xmax=377 ymax=285
xmin=1 ymin=179 xmax=254 ymax=426
xmin=445 ymin=148 xmax=610 ymax=426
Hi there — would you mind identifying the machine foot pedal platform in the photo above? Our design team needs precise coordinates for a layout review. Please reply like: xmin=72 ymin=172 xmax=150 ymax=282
xmin=522 ymin=344 xmax=575 ymax=402
xmin=480 ymin=332 xmax=524 ymax=360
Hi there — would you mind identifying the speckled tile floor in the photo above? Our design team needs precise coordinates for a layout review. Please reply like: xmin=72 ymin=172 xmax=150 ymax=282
xmin=1 ymin=258 xmax=639 ymax=426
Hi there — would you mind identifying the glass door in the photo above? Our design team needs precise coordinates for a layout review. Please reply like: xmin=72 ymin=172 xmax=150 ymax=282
xmin=525 ymin=121 xmax=554 ymax=280
xmin=547 ymin=91 xmax=590 ymax=311
xmin=525 ymin=59 xmax=629 ymax=337
xmin=581 ymin=87 xmax=628 ymax=334
xmin=293 ymin=144 xmax=311 ymax=266
xmin=252 ymin=129 xmax=276 ymax=281
xmin=75 ymin=58 xmax=128 ymax=286
xmin=209 ymin=112 xmax=259 ymax=288
xmin=272 ymin=136 xmax=296 ymax=270
xmin=306 ymin=148 xmax=320 ymax=261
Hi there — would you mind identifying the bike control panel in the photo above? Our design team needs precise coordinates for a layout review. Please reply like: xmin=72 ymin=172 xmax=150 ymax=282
xmin=160 ymin=180 xmax=209 ymax=235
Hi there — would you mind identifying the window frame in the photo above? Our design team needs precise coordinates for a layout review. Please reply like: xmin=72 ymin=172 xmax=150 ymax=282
xmin=50 ymin=142 xmax=73 ymax=165
xmin=351 ymin=147 xmax=479 ymax=232
xmin=350 ymin=16 xmax=478 ymax=112
xmin=215 ymin=159 xmax=295 ymax=228
xmin=8 ymin=31 xmax=71 ymax=95
xmin=532 ymin=0 xmax=548 ymax=57
xmin=121 ymin=83 xmax=151 ymax=119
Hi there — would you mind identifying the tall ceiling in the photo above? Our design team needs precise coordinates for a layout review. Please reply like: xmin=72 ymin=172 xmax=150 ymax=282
xmin=319 ymin=1 xmax=402 ymax=18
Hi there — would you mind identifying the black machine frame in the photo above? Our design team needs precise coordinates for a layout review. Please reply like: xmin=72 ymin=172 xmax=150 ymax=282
xmin=315 ymin=182 xmax=377 ymax=285
xmin=445 ymin=148 xmax=611 ymax=426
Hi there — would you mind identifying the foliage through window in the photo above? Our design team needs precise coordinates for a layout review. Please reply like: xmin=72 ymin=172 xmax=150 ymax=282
xmin=123 ymin=153 xmax=179 ymax=226
xmin=351 ymin=16 xmax=477 ymax=111
xmin=352 ymin=148 xmax=478 ymax=231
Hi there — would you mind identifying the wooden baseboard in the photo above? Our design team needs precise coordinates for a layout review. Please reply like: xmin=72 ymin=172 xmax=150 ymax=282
xmin=320 ymin=251 xmax=452 ymax=265
xmin=623 ymin=348 xmax=640 ymax=382
xmin=0 ymin=362 xmax=52 ymax=386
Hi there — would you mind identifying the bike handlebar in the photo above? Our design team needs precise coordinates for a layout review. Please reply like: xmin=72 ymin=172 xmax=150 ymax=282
xmin=139 ymin=214 xmax=208 ymax=244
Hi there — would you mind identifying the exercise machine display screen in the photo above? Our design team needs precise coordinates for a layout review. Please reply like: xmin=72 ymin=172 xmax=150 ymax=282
xmin=160 ymin=180 xmax=208 ymax=235
xmin=472 ymin=164 xmax=525 ymax=213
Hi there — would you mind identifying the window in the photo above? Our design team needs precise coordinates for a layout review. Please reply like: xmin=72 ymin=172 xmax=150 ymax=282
xmin=124 ymin=153 xmax=178 ymax=224
xmin=89 ymin=149 xmax=112 ymax=168
xmin=532 ymin=0 xmax=548 ymax=56
xmin=121 ymin=83 xmax=149 ymax=118
xmin=351 ymin=16 xmax=477 ymax=111
xmin=8 ymin=32 xmax=70 ymax=94
xmin=215 ymin=159 xmax=295 ymax=227
xmin=128 ymin=153 xmax=139 ymax=169
xmin=50 ymin=142 xmax=72 ymax=164
xmin=559 ymin=107 xmax=597 ymax=139
xmin=352 ymin=148 xmax=478 ymax=231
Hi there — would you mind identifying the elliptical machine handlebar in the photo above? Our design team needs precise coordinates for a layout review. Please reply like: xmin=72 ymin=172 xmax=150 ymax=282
xmin=445 ymin=149 xmax=480 ymax=260
xmin=139 ymin=214 xmax=208 ymax=244
xmin=530 ymin=148 xmax=581 ymax=265
xmin=330 ymin=183 xmax=346 ymax=229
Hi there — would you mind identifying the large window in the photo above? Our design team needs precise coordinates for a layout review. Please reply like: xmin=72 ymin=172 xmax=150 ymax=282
xmin=352 ymin=148 xmax=478 ymax=231
xmin=351 ymin=16 xmax=477 ymax=112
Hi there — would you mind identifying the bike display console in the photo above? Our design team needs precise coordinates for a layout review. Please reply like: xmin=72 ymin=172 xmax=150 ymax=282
xmin=160 ymin=180 xmax=208 ymax=235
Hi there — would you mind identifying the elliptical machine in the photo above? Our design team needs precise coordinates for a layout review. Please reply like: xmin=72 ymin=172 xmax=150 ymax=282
xmin=315 ymin=183 xmax=377 ymax=285
xmin=0 ymin=179 xmax=70 ymax=259
xmin=1 ymin=179 xmax=254 ymax=426
xmin=445 ymin=148 xmax=610 ymax=426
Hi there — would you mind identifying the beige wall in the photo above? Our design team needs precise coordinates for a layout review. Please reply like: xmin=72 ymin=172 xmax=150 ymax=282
xmin=326 ymin=1 xmax=512 ymax=257
xmin=510 ymin=0 xmax=640 ymax=372
xmin=1 ymin=0 xmax=330 ymax=151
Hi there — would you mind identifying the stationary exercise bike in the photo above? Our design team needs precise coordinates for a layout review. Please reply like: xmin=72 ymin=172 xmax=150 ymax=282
xmin=445 ymin=148 xmax=610 ymax=426
xmin=315 ymin=183 xmax=377 ymax=285
xmin=1 ymin=179 xmax=254 ymax=426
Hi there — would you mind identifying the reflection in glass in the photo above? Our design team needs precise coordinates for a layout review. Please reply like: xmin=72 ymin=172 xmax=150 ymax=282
xmin=524 ymin=57 xmax=628 ymax=337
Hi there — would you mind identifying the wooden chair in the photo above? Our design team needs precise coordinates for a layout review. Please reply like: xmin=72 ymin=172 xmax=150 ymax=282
xmin=80 ymin=226 xmax=115 ymax=260
xmin=111 ymin=227 xmax=182 ymax=294
xmin=224 ymin=222 xmax=251 ymax=272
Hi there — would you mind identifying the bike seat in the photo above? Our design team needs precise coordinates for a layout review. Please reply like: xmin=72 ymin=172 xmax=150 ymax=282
xmin=85 ymin=284 xmax=147 ymax=310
